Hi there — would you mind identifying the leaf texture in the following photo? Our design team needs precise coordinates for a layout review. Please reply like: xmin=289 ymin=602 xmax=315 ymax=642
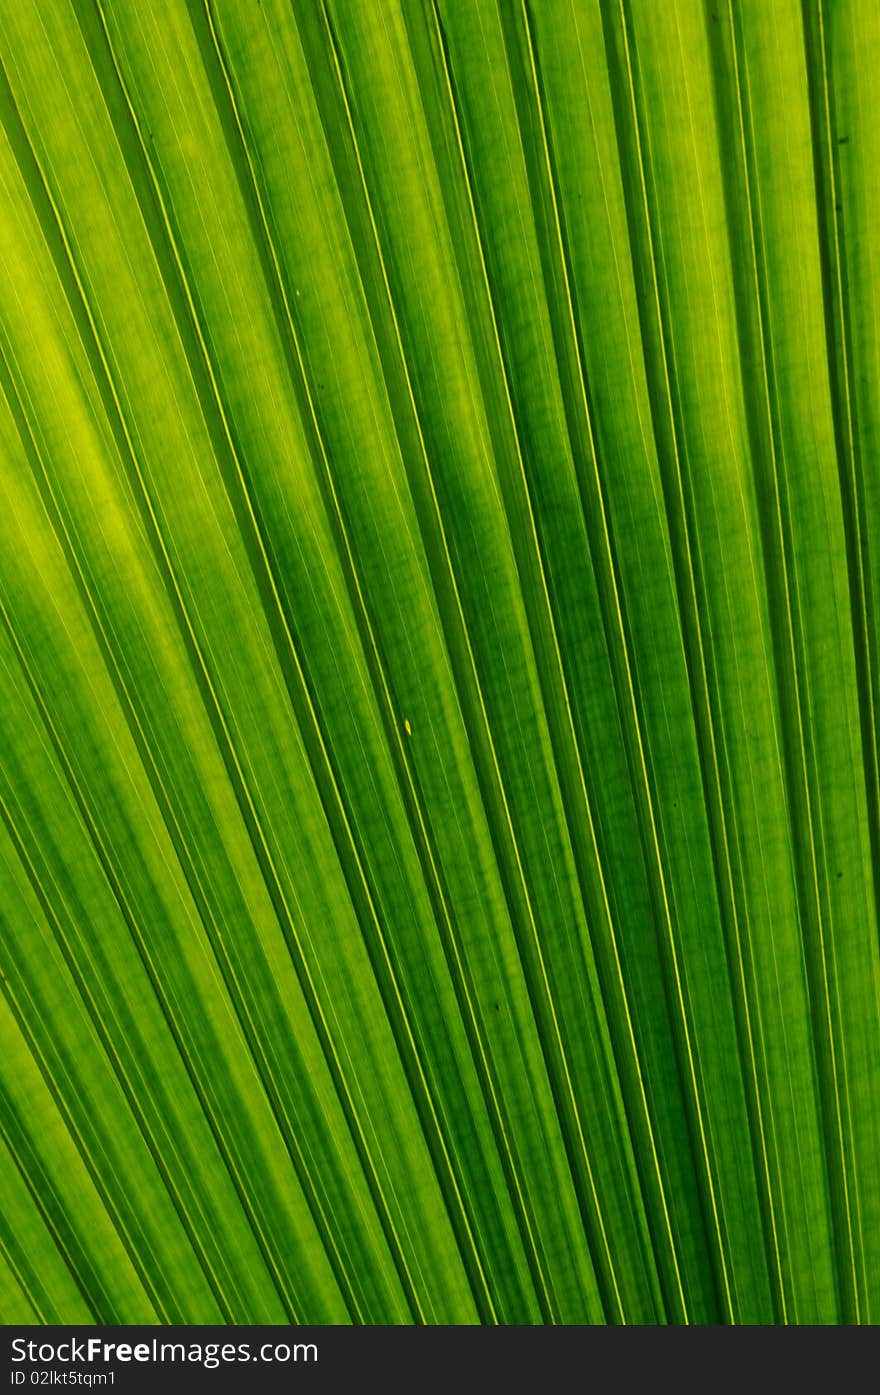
xmin=0 ymin=0 xmax=878 ymax=1325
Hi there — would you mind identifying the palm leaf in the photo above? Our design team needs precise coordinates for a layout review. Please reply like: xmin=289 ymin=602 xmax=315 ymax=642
xmin=0 ymin=0 xmax=877 ymax=1325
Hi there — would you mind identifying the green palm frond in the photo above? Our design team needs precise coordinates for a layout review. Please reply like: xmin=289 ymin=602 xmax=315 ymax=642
xmin=0 ymin=0 xmax=878 ymax=1326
